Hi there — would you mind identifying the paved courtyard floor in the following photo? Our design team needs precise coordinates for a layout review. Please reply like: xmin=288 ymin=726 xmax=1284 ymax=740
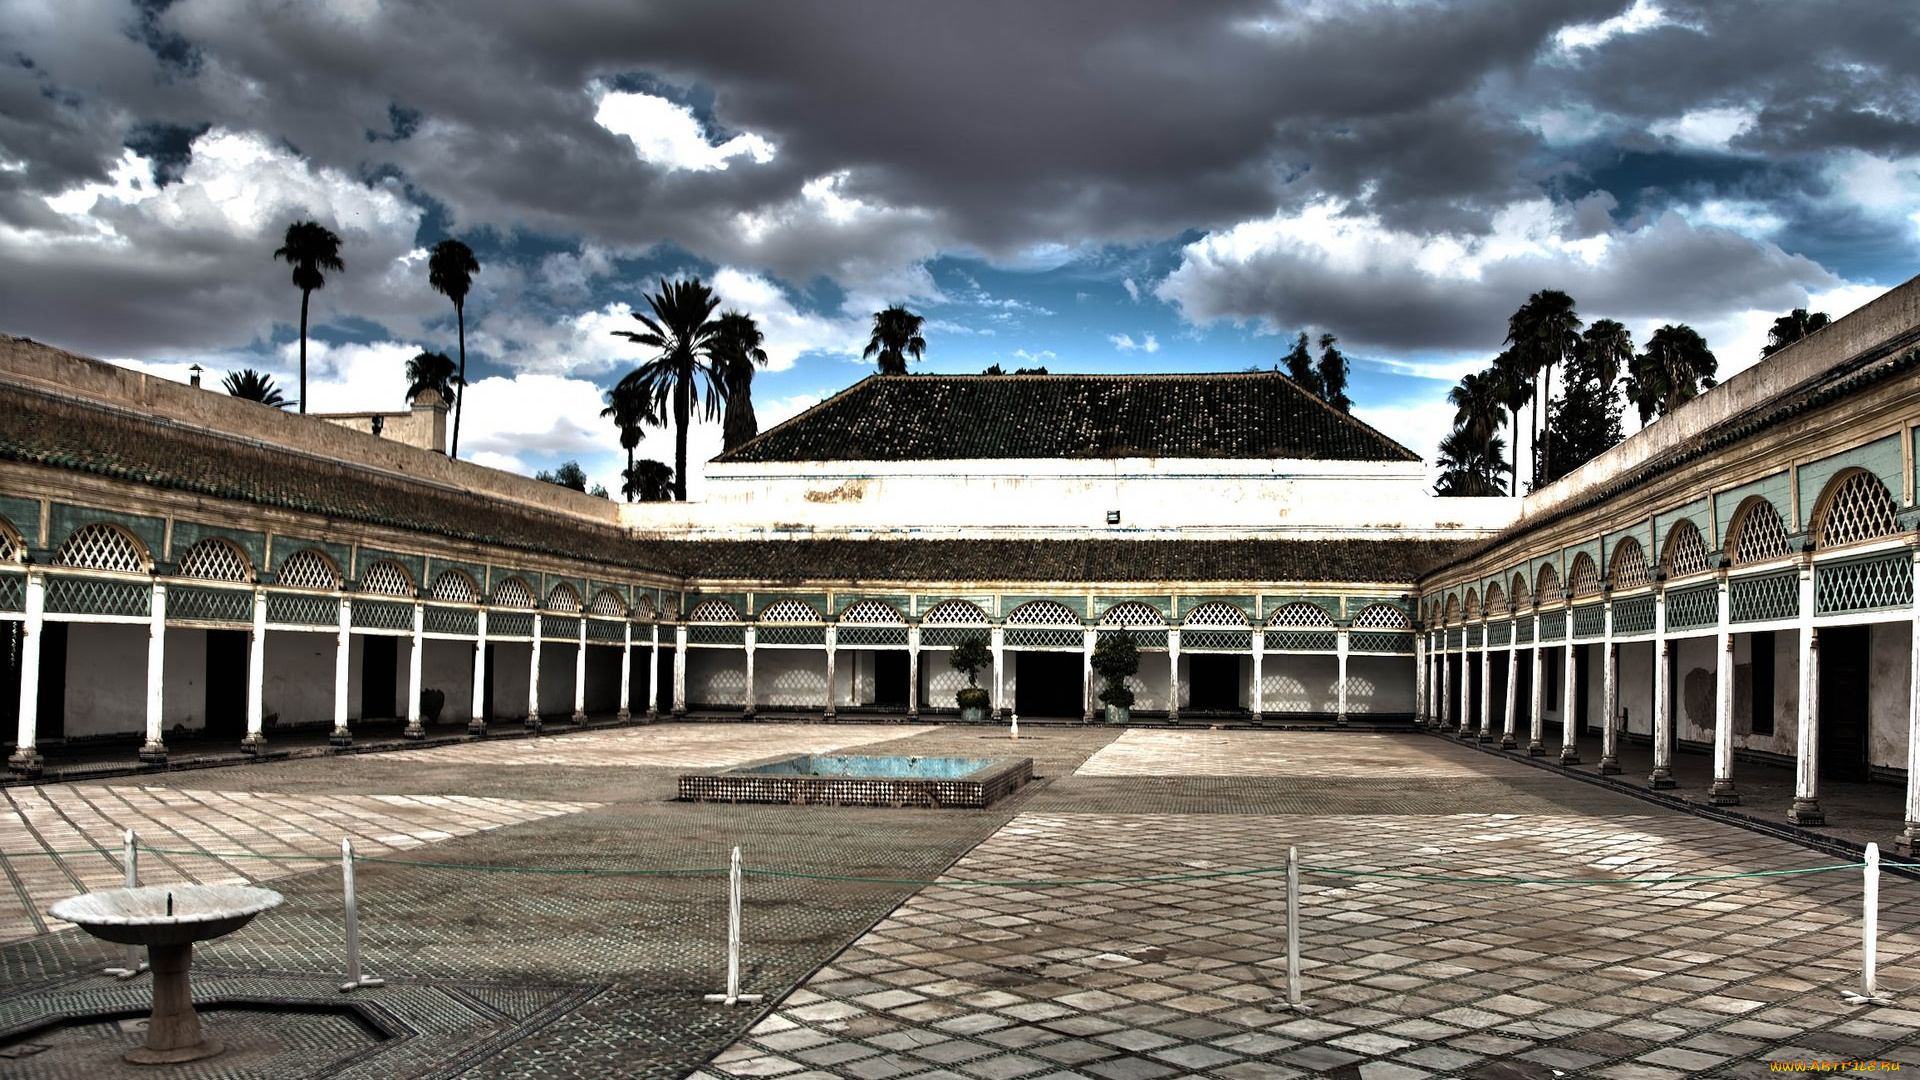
xmin=1 ymin=724 xmax=1917 ymax=1079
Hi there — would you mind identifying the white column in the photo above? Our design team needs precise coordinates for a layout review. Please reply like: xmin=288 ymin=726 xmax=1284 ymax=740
xmin=990 ymin=626 xmax=1006 ymax=718
xmin=469 ymin=608 xmax=489 ymax=735
xmin=1438 ymin=629 xmax=1450 ymax=729
xmin=1560 ymin=614 xmax=1579 ymax=764
xmin=906 ymin=626 xmax=921 ymax=719
xmin=1650 ymin=587 xmax=1674 ymax=787
xmin=672 ymin=623 xmax=687 ymax=717
xmin=1252 ymin=628 xmax=1266 ymax=724
xmin=1475 ymin=628 xmax=1490 ymax=740
xmin=1790 ymin=563 xmax=1822 ymax=824
xmin=1710 ymin=579 xmax=1738 ymax=804
xmin=1082 ymin=627 xmax=1097 ymax=723
xmin=822 ymin=625 xmax=837 ymax=719
xmin=1411 ymin=631 xmax=1423 ymax=727
xmin=1501 ymin=621 xmax=1518 ymax=749
xmin=1528 ymin=613 xmax=1545 ymax=755
xmin=333 ymin=594 xmax=353 ymax=746
xmin=243 ymin=587 xmax=267 ymax=753
xmin=618 ymin=619 xmax=633 ymax=722
xmin=527 ymin=612 xmax=543 ymax=731
xmin=571 ymin=616 xmax=588 ymax=723
xmin=1599 ymin=599 xmax=1619 ymax=773
xmin=1899 ymin=552 xmax=1920 ymax=857
xmin=1167 ymin=628 xmax=1182 ymax=722
xmin=140 ymin=580 xmax=167 ymax=763
xmin=1337 ymin=628 xmax=1350 ymax=726
xmin=1455 ymin=630 xmax=1469 ymax=736
xmin=648 ymin=622 xmax=662 ymax=720
xmin=404 ymin=601 xmax=425 ymax=738
xmin=8 ymin=570 xmax=45 ymax=777
xmin=742 ymin=626 xmax=757 ymax=718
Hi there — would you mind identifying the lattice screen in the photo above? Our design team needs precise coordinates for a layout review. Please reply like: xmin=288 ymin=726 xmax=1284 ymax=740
xmin=1183 ymin=601 xmax=1248 ymax=627
xmin=1007 ymin=600 xmax=1079 ymax=625
xmin=1567 ymin=554 xmax=1600 ymax=598
xmin=1729 ymin=500 xmax=1790 ymax=565
xmin=275 ymin=549 xmax=339 ymax=590
xmin=1484 ymin=584 xmax=1505 ymax=613
xmin=1510 ymin=573 xmax=1531 ymax=609
xmin=1664 ymin=520 xmax=1713 ymax=578
xmin=632 ymin=595 xmax=657 ymax=620
xmin=759 ymin=599 xmax=821 ymax=622
xmin=1610 ymin=539 xmax=1649 ymax=590
xmin=688 ymin=598 xmax=740 ymax=622
xmin=840 ymin=600 xmax=905 ymax=625
xmin=1098 ymin=601 xmax=1164 ymax=627
xmin=1442 ymin=596 xmax=1460 ymax=623
xmin=590 ymin=589 xmax=627 ymax=616
xmin=0 ymin=522 xmax=18 ymax=563
xmin=429 ymin=571 xmax=479 ymax=604
xmin=1266 ymin=602 xmax=1331 ymax=627
xmin=546 ymin=583 xmax=582 ymax=612
xmin=1817 ymin=470 xmax=1901 ymax=548
xmin=176 ymin=539 xmax=250 ymax=582
xmin=492 ymin=577 xmax=535 ymax=608
xmin=1534 ymin=564 xmax=1562 ymax=604
xmin=58 ymin=523 xmax=146 ymax=573
xmin=360 ymin=560 xmax=413 ymax=597
xmin=1350 ymin=604 xmax=1409 ymax=629
xmin=922 ymin=600 xmax=989 ymax=624
xmin=1463 ymin=589 xmax=1480 ymax=618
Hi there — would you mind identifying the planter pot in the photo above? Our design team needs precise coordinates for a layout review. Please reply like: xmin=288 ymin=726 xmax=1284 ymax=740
xmin=1105 ymin=705 xmax=1130 ymax=725
xmin=959 ymin=705 xmax=988 ymax=724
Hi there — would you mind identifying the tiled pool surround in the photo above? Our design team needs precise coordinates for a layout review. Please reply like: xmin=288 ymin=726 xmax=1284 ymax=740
xmin=678 ymin=754 xmax=1033 ymax=807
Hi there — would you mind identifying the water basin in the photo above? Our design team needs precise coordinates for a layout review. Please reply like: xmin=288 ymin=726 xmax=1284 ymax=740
xmin=680 ymin=754 xmax=1032 ymax=807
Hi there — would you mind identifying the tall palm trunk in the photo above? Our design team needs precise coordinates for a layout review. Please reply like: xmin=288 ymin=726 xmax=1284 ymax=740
xmin=673 ymin=377 xmax=690 ymax=502
xmin=298 ymin=288 xmax=312 ymax=414
xmin=450 ymin=301 xmax=466 ymax=459
xmin=1508 ymin=405 xmax=1520 ymax=495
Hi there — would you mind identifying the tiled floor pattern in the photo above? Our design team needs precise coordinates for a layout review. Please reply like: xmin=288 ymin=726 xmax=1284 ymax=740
xmin=1074 ymin=730 xmax=1528 ymax=779
xmin=699 ymin=809 xmax=1920 ymax=1080
xmin=0 ymin=784 xmax=597 ymax=942
xmin=399 ymin=723 xmax=941 ymax=769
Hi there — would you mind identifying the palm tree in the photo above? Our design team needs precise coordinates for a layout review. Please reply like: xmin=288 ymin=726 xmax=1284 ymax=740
xmin=428 ymin=239 xmax=481 ymax=459
xmin=1505 ymin=290 xmax=1581 ymax=485
xmin=1317 ymin=333 xmax=1351 ymax=412
xmin=404 ymin=350 xmax=460 ymax=406
xmin=273 ymin=220 xmax=344 ymax=414
xmin=1435 ymin=425 xmax=1508 ymax=497
xmin=1580 ymin=319 xmax=1633 ymax=399
xmin=1447 ymin=369 xmax=1504 ymax=486
xmin=864 ymin=304 xmax=926 ymax=375
xmin=1626 ymin=324 xmax=1718 ymax=423
xmin=222 ymin=368 xmax=290 ymax=408
xmin=610 ymin=278 xmax=726 ymax=502
xmin=1489 ymin=349 xmax=1532 ymax=494
xmin=1762 ymin=308 xmax=1830 ymax=358
xmin=713 ymin=310 xmax=769 ymax=452
xmin=599 ymin=381 xmax=657 ymax=501
xmin=623 ymin=459 xmax=675 ymax=502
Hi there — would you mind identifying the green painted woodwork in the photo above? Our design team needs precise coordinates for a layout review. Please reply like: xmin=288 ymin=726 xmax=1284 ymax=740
xmin=167 ymin=584 xmax=251 ymax=624
xmin=688 ymin=625 xmax=745 ymax=647
xmin=1487 ymin=621 xmax=1510 ymax=646
xmin=1093 ymin=594 xmax=1175 ymax=620
xmin=1729 ymin=571 xmax=1798 ymax=622
xmin=541 ymin=573 xmax=589 ymax=610
xmin=1572 ymin=604 xmax=1604 ymax=639
xmin=266 ymin=592 xmax=337 ymax=626
xmin=586 ymin=619 xmax=626 ymax=642
xmin=48 ymin=504 xmax=164 ymax=565
xmin=758 ymin=625 xmax=826 ymax=646
xmin=1800 ymin=433 xmax=1903 ymax=529
xmin=0 ymin=571 xmax=22 ymax=612
xmin=424 ymin=606 xmax=479 ymax=636
xmin=1183 ymin=628 xmax=1253 ymax=651
xmin=490 ymin=612 xmax=535 ymax=638
xmin=685 ymin=592 xmax=748 ymax=619
xmin=269 ymin=535 xmax=353 ymax=579
xmin=1176 ymin=595 xmax=1255 ymax=621
xmin=1004 ymin=594 xmax=1089 ymax=621
xmin=168 ymin=521 xmax=267 ymax=576
xmin=838 ymin=626 xmax=909 ymax=647
xmin=1817 ymin=553 xmax=1912 ymax=614
xmin=834 ymin=593 xmax=912 ymax=617
xmin=1097 ymin=627 xmax=1167 ymax=649
xmin=45 ymin=576 xmax=149 ymax=618
xmin=1350 ymin=631 xmax=1414 ymax=654
xmin=1612 ymin=595 xmax=1655 ymax=636
xmin=542 ymin=615 xmax=582 ymax=641
xmin=1004 ymin=627 xmax=1083 ymax=650
xmin=751 ymin=593 xmax=830 ymax=618
xmin=355 ymin=547 xmax=426 ymax=589
xmin=1665 ymin=583 xmax=1719 ymax=631
xmin=1653 ymin=499 xmax=1713 ymax=564
xmin=352 ymin=599 xmax=413 ymax=631
xmin=1713 ymin=472 xmax=1793 ymax=544
xmin=1262 ymin=595 xmax=1341 ymax=621
xmin=0 ymin=496 xmax=40 ymax=547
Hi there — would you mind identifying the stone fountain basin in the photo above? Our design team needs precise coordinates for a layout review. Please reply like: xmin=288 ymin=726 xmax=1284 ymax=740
xmin=49 ymin=884 xmax=284 ymax=947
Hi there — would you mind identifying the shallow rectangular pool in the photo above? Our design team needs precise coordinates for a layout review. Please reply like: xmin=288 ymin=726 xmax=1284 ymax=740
xmin=679 ymin=754 xmax=1032 ymax=808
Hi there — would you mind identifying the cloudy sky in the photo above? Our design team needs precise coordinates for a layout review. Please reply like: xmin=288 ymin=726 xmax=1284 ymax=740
xmin=3 ymin=1 xmax=1915 ymax=496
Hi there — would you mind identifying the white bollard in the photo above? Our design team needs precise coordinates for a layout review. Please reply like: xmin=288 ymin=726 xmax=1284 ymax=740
xmin=705 ymin=846 xmax=764 ymax=1006
xmin=339 ymin=838 xmax=385 ymax=992
xmin=1842 ymin=843 xmax=1892 ymax=1006
xmin=104 ymin=828 xmax=148 ymax=980
xmin=1011 ymin=712 xmax=1019 ymax=740
xmin=1267 ymin=845 xmax=1311 ymax=1013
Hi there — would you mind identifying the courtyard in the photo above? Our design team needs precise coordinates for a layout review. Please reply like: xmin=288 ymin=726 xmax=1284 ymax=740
xmin=1 ymin=724 xmax=1917 ymax=1079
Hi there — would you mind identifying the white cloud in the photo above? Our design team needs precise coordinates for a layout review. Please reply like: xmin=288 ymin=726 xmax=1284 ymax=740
xmin=591 ymin=86 xmax=776 ymax=172
xmin=1122 ymin=277 xmax=1142 ymax=302
xmin=1109 ymin=332 xmax=1160 ymax=353
xmin=1649 ymin=106 xmax=1757 ymax=152
xmin=1353 ymin=396 xmax=1475 ymax=489
xmin=1554 ymin=0 xmax=1669 ymax=52
xmin=1011 ymin=349 xmax=1055 ymax=365
xmin=709 ymin=267 xmax=866 ymax=370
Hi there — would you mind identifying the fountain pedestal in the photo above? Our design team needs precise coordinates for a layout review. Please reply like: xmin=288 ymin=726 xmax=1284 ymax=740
xmin=49 ymin=883 xmax=284 ymax=1065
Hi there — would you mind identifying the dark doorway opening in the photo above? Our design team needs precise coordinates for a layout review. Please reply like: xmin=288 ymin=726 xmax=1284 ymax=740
xmin=1575 ymin=644 xmax=1591 ymax=732
xmin=1188 ymin=654 xmax=1241 ymax=712
xmin=656 ymin=646 xmax=674 ymax=714
xmin=1013 ymin=652 xmax=1082 ymax=717
xmin=1818 ymin=625 xmax=1871 ymax=782
xmin=1515 ymin=649 xmax=1533 ymax=724
xmin=0 ymin=621 xmax=19 ymax=736
xmin=483 ymin=643 xmax=496 ymax=719
xmin=1466 ymin=653 xmax=1482 ymax=725
xmin=873 ymin=652 xmax=909 ymax=708
xmin=37 ymin=622 xmax=66 ymax=741
xmin=361 ymin=636 xmax=398 ymax=720
xmin=204 ymin=629 xmax=248 ymax=739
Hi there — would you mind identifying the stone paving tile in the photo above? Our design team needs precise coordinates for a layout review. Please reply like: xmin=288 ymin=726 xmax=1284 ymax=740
xmin=399 ymin=722 xmax=941 ymax=769
xmin=1073 ymin=729 xmax=1539 ymax=778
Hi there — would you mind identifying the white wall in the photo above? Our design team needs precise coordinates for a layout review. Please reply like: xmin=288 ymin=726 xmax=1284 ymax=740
xmin=263 ymin=629 xmax=337 ymax=728
xmin=491 ymin=641 xmax=531 ymax=720
xmin=161 ymin=627 xmax=207 ymax=732
xmin=63 ymin=623 xmax=146 ymax=737
xmin=1259 ymin=655 xmax=1337 ymax=713
xmin=919 ymin=651 xmax=997 ymax=710
xmin=687 ymin=649 xmax=746 ymax=707
xmin=1869 ymin=621 xmax=1911 ymax=770
xmin=1348 ymin=655 xmax=1415 ymax=714
xmin=753 ymin=649 xmax=823 ymax=709
xmin=538 ymin=643 xmax=577 ymax=716
xmin=421 ymin=639 xmax=474 ymax=726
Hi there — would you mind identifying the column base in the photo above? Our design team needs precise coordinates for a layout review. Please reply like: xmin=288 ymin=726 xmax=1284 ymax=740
xmin=1499 ymin=734 xmax=1517 ymax=750
xmin=1475 ymin=730 xmax=1492 ymax=743
xmin=645 ymin=709 xmax=659 ymax=723
xmin=1648 ymin=767 xmax=1676 ymax=790
xmin=1896 ymin=828 xmax=1919 ymax=859
xmin=525 ymin=715 xmax=542 ymax=734
xmin=1707 ymin=779 xmax=1740 ymax=805
xmin=467 ymin=719 xmax=488 ymax=737
xmin=742 ymin=707 xmax=756 ymax=720
xmin=1787 ymin=797 xmax=1824 ymax=826
xmin=616 ymin=709 xmax=631 ymax=724
xmin=1335 ymin=714 xmax=1348 ymax=727
xmin=1527 ymin=740 xmax=1545 ymax=756
xmin=138 ymin=740 xmax=168 ymax=765
xmin=1250 ymin=713 xmax=1263 ymax=725
xmin=671 ymin=708 xmax=685 ymax=718
xmin=1559 ymin=750 xmax=1580 ymax=766
xmin=7 ymin=748 xmax=42 ymax=778
xmin=907 ymin=709 xmax=920 ymax=720
xmin=1597 ymin=756 xmax=1621 ymax=775
xmin=240 ymin=733 xmax=267 ymax=755
xmin=402 ymin=721 xmax=425 ymax=741
xmin=822 ymin=709 xmax=836 ymax=721
xmin=328 ymin=728 xmax=352 ymax=749
xmin=570 ymin=710 xmax=588 ymax=724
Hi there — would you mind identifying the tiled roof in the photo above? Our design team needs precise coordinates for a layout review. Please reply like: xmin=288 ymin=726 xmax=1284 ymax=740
xmin=716 ymin=373 xmax=1419 ymax=463
xmin=631 ymin=538 xmax=1459 ymax=585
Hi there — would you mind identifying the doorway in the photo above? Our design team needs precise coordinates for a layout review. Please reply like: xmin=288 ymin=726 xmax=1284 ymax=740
xmin=1818 ymin=625 xmax=1871 ymax=782
xmin=1013 ymin=652 xmax=1082 ymax=717
xmin=204 ymin=629 xmax=248 ymax=739
xmin=36 ymin=622 xmax=65 ymax=741
xmin=361 ymin=636 xmax=398 ymax=720
xmin=0 ymin=621 xmax=19 ymax=736
xmin=873 ymin=652 xmax=909 ymax=709
xmin=1575 ymin=644 xmax=1591 ymax=732
xmin=1188 ymin=654 xmax=1241 ymax=712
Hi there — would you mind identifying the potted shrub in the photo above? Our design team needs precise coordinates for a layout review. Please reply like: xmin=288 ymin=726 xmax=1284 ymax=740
xmin=949 ymin=633 xmax=993 ymax=723
xmin=1092 ymin=628 xmax=1140 ymax=724
xmin=420 ymin=688 xmax=446 ymax=724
